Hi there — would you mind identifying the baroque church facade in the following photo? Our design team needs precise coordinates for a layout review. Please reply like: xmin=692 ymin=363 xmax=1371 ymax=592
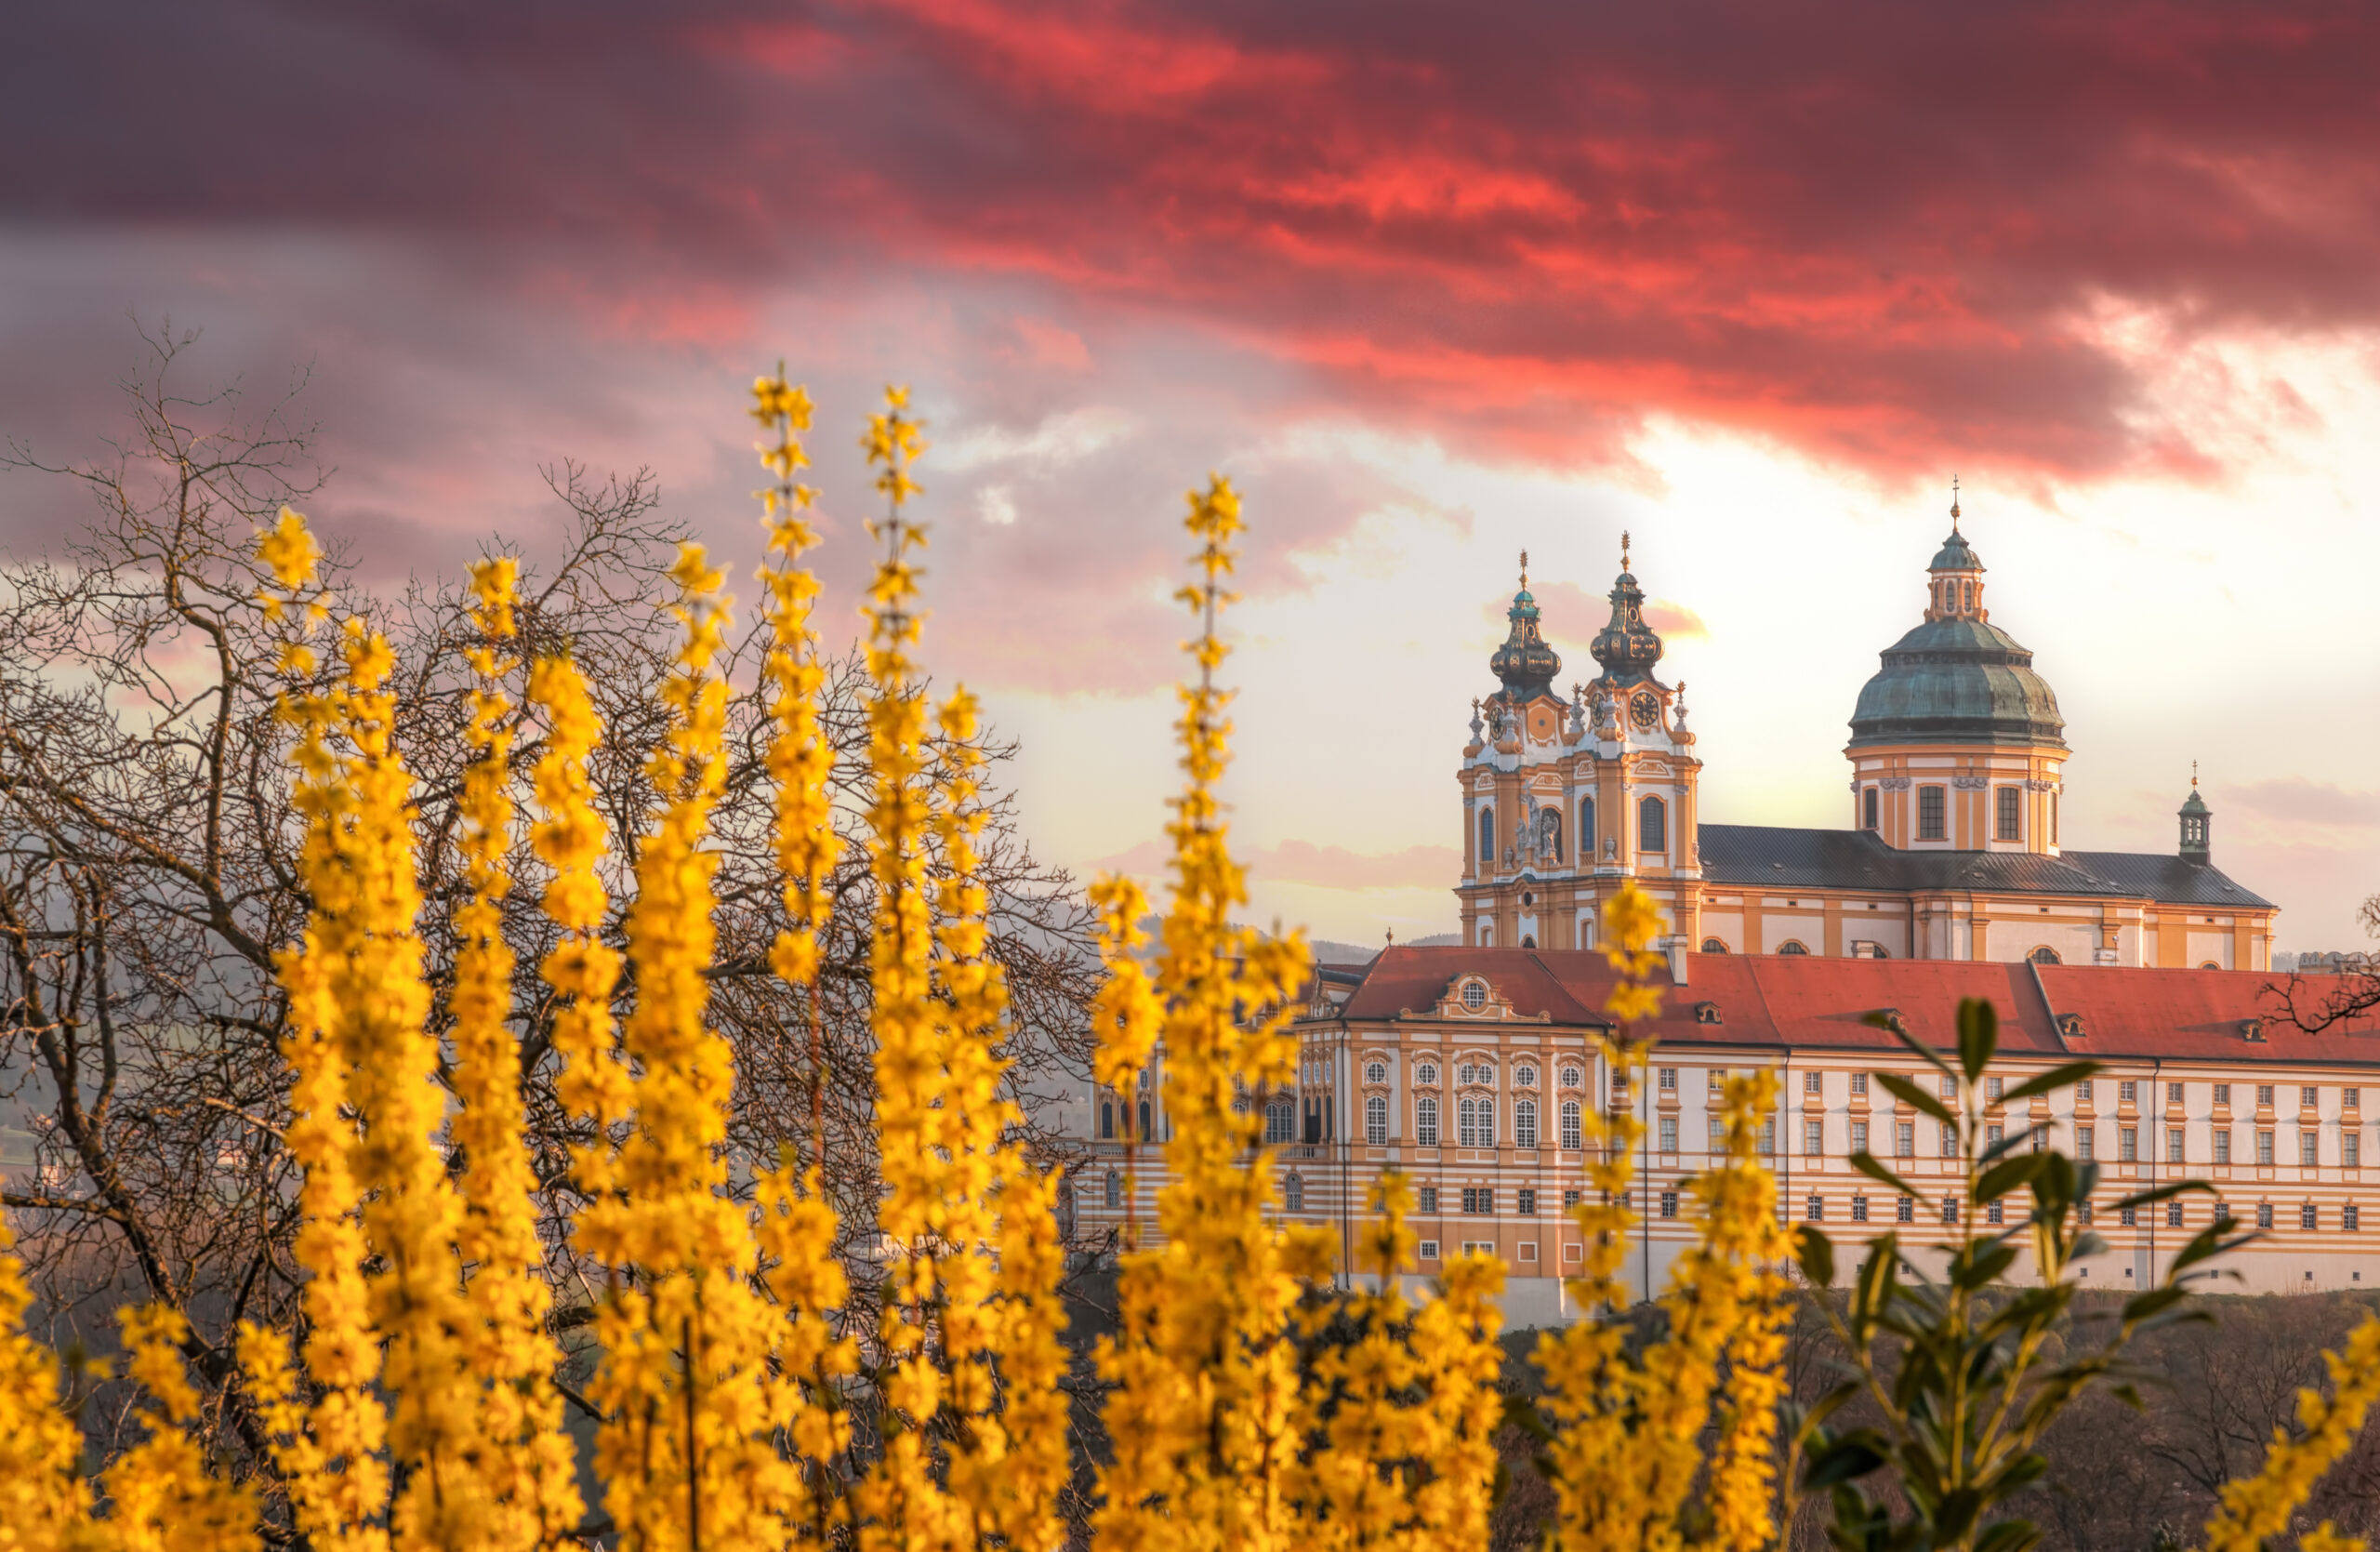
xmin=1459 ymin=501 xmax=2275 ymax=971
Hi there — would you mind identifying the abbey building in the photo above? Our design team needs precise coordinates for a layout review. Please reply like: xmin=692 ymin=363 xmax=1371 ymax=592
xmin=1460 ymin=504 xmax=2275 ymax=970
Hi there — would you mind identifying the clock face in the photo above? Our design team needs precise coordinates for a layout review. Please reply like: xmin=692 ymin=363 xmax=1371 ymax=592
xmin=1629 ymin=691 xmax=1660 ymax=732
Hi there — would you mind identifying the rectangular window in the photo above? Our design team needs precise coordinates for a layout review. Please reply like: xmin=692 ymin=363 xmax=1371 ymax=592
xmin=1564 ymin=1188 xmax=1580 ymax=1208
xmin=1708 ymin=1116 xmax=1725 ymax=1148
xmin=1659 ymin=1190 xmax=1679 ymax=1219
xmin=2078 ymin=1079 xmax=2094 ymax=1101
xmin=1461 ymin=1187 xmax=1493 ymax=1214
xmin=1659 ymin=1117 xmax=1678 ymax=1152
xmin=1418 ymin=1240 xmax=1440 ymax=1260
xmin=2169 ymin=1082 xmax=2186 ymax=1105
xmin=2120 ymin=1204 xmax=2137 ymax=1227
xmin=2120 ymin=1127 xmax=2137 ymax=1161
xmin=2215 ymin=1131 xmax=2231 ymax=1165
xmin=2167 ymin=1200 xmax=2185 ymax=1227
xmin=2077 ymin=1127 xmax=2094 ymax=1161
xmin=2302 ymin=1203 xmax=2320 ymax=1230
xmin=2350 ymin=1133 xmax=2362 ymax=1169
xmin=1996 ymin=785 xmax=2020 ymax=841
xmin=1986 ymin=1076 xmax=2003 ymax=1101
xmin=1987 ymin=1200 xmax=2005 ymax=1225
xmin=1561 ymin=1102 xmax=1583 ymax=1151
xmin=1805 ymin=1195 xmax=1824 ymax=1221
xmin=1862 ymin=787 xmax=1879 ymax=830
xmin=2257 ymin=1202 xmax=2275 ymax=1228
xmin=2348 ymin=1088 xmax=2362 ymax=1110
xmin=1895 ymin=1196 xmax=1915 ymax=1224
xmin=2169 ymin=1128 xmax=2186 ymax=1162
xmin=1851 ymin=1121 xmax=1870 ymax=1155
xmin=1897 ymin=1121 xmax=1914 ymax=1158
xmin=1805 ymin=1120 xmax=1823 ymax=1156
xmin=1639 ymin=796 xmax=1668 ymax=853
xmin=2033 ymin=1125 xmax=2049 ymax=1152
xmin=1851 ymin=1195 xmax=1870 ymax=1222
xmin=2215 ymin=1201 xmax=2232 ymax=1224
xmin=2078 ymin=1201 xmax=2093 ymax=1225
xmin=1709 ymin=1069 xmax=1726 ymax=1094
xmin=2258 ymin=1130 xmax=2275 ymax=1166
xmin=1805 ymin=1070 xmax=1823 ymax=1094
xmin=1987 ymin=1123 xmax=2003 ymax=1149
xmin=2350 ymin=1204 xmax=2363 ymax=1231
xmin=2258 ymin=1084 xmax=2275 ymax=1107
xmin=1516 ymin=1188 xmax=1537 ymax=1215
xmin=1851 ymin=1072 xmax=1869 ymax=1096
xmin=1760 ymin=1118 xmax=1777 ymax=1156
xmin=2120 ymin=1081 xmax=2137 ymax=1103
xmin=1419 ymin=1186 xmax=1438 ymax=1214
xmin=1918 ymin=785 xmax=1946 ymax=840
xmin=1659 ymin=1067 xmax=1676 ymax=1091
xmin=2215 ymin=1082 xmax=2230 ymax=1105
xmin=2304 ymin=1086 xmax=2321 ymax=1108
xmin=1938 ymin=1073 xmax=1956 ymax=1099
xmin=2303 ymin=1132 xmax=2320 ymax=1167
xmin=1940 ymin=1122 xmax=1957 ymax=1158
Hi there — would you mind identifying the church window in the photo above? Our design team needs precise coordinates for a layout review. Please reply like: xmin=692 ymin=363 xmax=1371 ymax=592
xmin=1265 ymin=1100 xmax=1294 ymax=1144
xmin=2052 ymin=791 xmax=2059 ymax=843
xmin=1363 ymin=1060 xmax=1386 ymax=1084
xmin=1580 ymin=797 xmax=1595 ymax=856
xmin=1458 ymin=1096 xmax=1481 ymax=1147
xmin=1918 ymin=785 xmax=1947 ymax=840
xmin=1100 ymin=1102 xmax=1114 ymax=1139
xmin=1778 ymin=940 xmax=1809 ymax=956
xmin=1963 ymin=580 xmax=1976 ymax=612
xmin=1514 ymin=1099 xmax=1539 ymax=1148
xmin=1478 ymin=807 xmax=1494 ymax=870
xmin=1638 ymin=795 xmax=1667 ymax=853
xmin=1415 ymin=1096 xmax=1440 ymax=1147
xmin=2029 ymin=946 xmax=2060 ymax=964
xmin=1701 ymin=937 xmax=1728 ymax=954
xmin=1996 ymin=786 xmax=2021 ymax=841
xmin=1138 ymin=1100 xmax=1152 ymax=1138
xmin=1365 ymin=1096 xmax=1386 ymax=1145
xmin=1561 ymin=1100 xmax=1583 ymax=1150
xmin=1104 ymin=1171 xmax=1122 ymax=1209
xmin=1862 ymin=787 xmax=1879 ymax=830
xmin=1284 ymin=1174 xmax=1303 ymax=1213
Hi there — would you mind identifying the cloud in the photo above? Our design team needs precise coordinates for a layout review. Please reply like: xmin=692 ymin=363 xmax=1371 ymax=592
xmin=2229 ymin=778 xmax=2380 ymax=829
xmin=1644 ymin=601 xmax=1708 ymax=640
xmin=1087 ymin=838 xmax=1460 ymax=891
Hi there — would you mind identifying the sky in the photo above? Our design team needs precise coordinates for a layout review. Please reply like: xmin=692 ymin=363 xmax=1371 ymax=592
xmin=3 ymin=1 xmax=2378 ymax=949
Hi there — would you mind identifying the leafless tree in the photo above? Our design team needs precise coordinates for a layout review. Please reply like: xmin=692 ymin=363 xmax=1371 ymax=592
xmin=2276 ymin=893 xmax=2380 ymax=1035
xmin=0 ymin=325 xmax=1103 ymax=1484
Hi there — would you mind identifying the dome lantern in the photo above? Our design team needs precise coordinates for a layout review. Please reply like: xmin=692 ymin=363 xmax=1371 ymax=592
xmin=2179 ymin=765 xmax=2212 ymax=865
xmin=1588 ymin=530 xmax=1665 ymax=687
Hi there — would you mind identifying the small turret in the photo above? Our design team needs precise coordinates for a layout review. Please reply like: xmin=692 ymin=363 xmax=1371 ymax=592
xmin=2180 ymin=765 xmax=2211 ymax=866
xmin=1924 ymin=479 xmax=1988 ymax=622
xmin=1588 ymin=531 xmax=1665 ymax=686
xmin=1488 ymin=550 xmax=1563 ymax=701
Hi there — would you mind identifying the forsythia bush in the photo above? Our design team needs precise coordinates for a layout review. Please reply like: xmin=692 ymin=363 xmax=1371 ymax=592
xmin=0 ymin=367 xmax=2374 ymax=1552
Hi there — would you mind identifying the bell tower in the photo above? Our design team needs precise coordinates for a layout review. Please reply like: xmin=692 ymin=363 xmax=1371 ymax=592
xmin=1457 ymin=538 xmax=1702 ymax=955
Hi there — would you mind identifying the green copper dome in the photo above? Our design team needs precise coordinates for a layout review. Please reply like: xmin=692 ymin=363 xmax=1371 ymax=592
xmin=1848 ymin=615 xmax=2067 ymax=749
xmin=1489 ymin=565 xmax=1562 ymax=699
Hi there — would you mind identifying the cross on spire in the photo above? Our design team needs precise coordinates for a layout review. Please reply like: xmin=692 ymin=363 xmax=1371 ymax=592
xmin=1950 ymin=474 xmax=1962 ymax=529
xmin=1620 ymin=529 xmax=1632 ymax=571
xmin=2192 ymin=759 xmax=2199 ymax=789
xmin=1519 ymin=549 xmax=1528 ymax=587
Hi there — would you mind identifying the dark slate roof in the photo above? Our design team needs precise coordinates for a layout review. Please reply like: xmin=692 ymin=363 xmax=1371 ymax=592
xmin=1699 ymin=824 xmax=2274 ymax=909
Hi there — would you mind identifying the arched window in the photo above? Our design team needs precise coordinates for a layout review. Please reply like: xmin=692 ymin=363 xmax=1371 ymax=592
xmin=1478 ymin=1101 xmax=1497 ymax=1147
xmin=1580 ymin=797 xmax=1596 ymax=858
xmin=1862 ymin=788 xmax=1879 ymax=830
xmin=1264 ymin=1099 xmax=1294 ymax=1143
xmin=1415 ymin=1095 xmax=1440 ymax=1147
xmin=1100 ymin=1101 xmax=1114 ymax=1140
xmin=1701 ymin=937 xmax=1729 ymax=954
xmin=2029 ymin=946 xmax=2061 ymax=965
xmin=1963 ymin=580 xmax=1976 ymax=612
xmin=1478 ymin=806 xmax=1494 ymax=870
xmin=1521 ymin=935 xmax=1537 ymax=948
xmin=1778 ymin=940 xmax=1810 ymax=956
xmin=2200 ymin=961 xmax=2222 ymax=971
xmin=1458 ymin=1096 xmax=1480 ymax=1147
xmin=1514 ymin=1098 xmax=1540 ymax=1149
xmin=1560 ymin=1099 xmax=1583 ymax=1150
xmin=1283 ymin=1174 xmax=1304 ymax=1213
xmin=1365 ymin=1094 xmax=1387 ymax=1145
xmin=1639 ymin=795 xmax=1667 ymax=853
xmin=1138 ymin=1100 xmax=1152 ymax=1139
xmin=1104 ymin=1170 xmax=1122 ymax=1210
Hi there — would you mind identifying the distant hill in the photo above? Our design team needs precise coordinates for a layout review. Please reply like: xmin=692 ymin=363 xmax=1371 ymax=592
xmin=1306 ymin=932 xmax=1460 ymax=965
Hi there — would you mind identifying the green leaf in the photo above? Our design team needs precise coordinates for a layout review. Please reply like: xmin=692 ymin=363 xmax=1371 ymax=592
xmin=1976 ymin=1152 xmax=2046 ymax=1204
xmin=1803 ymin=1434 xmax=1889 ymax=1491
xmin=1850 ymin=1150 xmax=1923 ymax=1200
xmin=1957 ymin=997 xmax=1999 ymax=1081
xmin=1797 ymin=1224 xmax=1837 ymax=1288
xmin=1865 ymin=1010 xmax=1957 ymax=1076
xmin=2113 ymin=1178 xmax=2211 ymax=1213
xmin=1954 ymin=1242 xmax=2019 ymax=1290
xmin=2002 ymin=1060 xmax=2102 ymax=1106
xmin=1876 ymin=1071 xmax=1957 ymax=1126
xmin=1975 ymin=1516 xmax=2044 ymax=1552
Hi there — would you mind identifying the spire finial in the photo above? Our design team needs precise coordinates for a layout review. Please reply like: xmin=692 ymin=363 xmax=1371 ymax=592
xmin=1950 ymin=474 xmax=1962 ymax=530
xmin=1620 ymin=529 xmax=1632 ymax=571
xmin=2192 ymin=759 xmax=2199 ymax=789
xmin=1518 ymin=549 xmax=1528 ymax=588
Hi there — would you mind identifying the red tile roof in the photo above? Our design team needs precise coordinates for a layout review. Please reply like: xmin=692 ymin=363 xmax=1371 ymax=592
xmin=1326 ymin=949 xmax=2380 ymax=1068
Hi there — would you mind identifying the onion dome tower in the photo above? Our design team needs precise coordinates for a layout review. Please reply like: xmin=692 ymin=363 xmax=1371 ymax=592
xmin=1588 ymin=531 xmax=1665 ymax=686
xmin=1847 ymin=485 xmax=2069 ymax=853
xmin=1488 ymin=550 xmax=1563 ymax=702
